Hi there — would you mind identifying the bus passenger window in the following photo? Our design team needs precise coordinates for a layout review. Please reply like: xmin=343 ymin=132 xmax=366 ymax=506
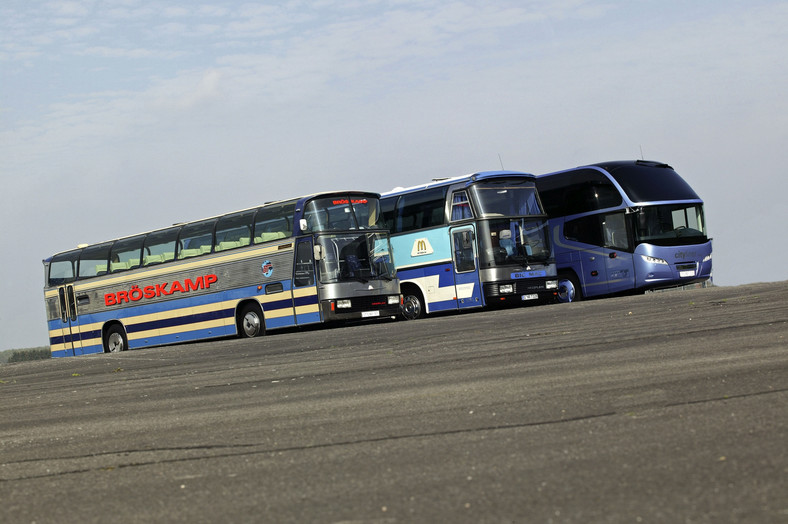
xmin=602 ymin=212 xmax=629 ymax=251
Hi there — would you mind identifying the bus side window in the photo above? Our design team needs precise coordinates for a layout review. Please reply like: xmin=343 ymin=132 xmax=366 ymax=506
xmin=143 ymin=227 xmax=179 ymax=266
xmin=602 ymin=212 xmax=630 ymax=251
xmin=77 ymin=243 xmax=112 ymax=279
xmin=380 ymin=197 xmax=396 ymax=231
xmin=451 ymin=191 xmax=473 ymax=221
xmin=565 ymin=216 xmax=603 ymax=246
xmin=395 ymin=187 xmax=447 ymax=233
xmin=110 ymin=235 xmax=144 ymax=272
xmin=177 ymin=219 xmax=216 ymax=259
xmin=215 ymin=211 xmax=254 ymax=252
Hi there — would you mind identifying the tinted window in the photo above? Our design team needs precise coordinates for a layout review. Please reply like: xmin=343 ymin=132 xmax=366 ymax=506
xmin=380 ymin=196 xmax=396 ymax=231
xmin=178 ymin=220 xmax=216 ymax=259
xmin=537 ymin=169 xmax=622 ymax=217
xmin=143 ymin=228 xmax=179 ymax=266
xmin=78 ymin=243 xmax=112 ymax=279
xmin=215 ymin=211 xmax=254 ymax=252
xmin=605 ymin=162 xmax=701 ymax=203
xmin=254 ymin=201 xmax=295 ymax=243
xmin=110 ymin=235 xmax=144 ymax=273
xmin=564 ymin=215 xmax=603 ymax=246
xmin=49 ymin=250 xmax=80 ymax=286
xmin=394 ymin=186 xmax=448 ymax=233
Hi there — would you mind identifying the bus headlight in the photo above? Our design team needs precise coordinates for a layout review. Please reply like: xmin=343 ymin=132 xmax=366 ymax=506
xmin=499 ymin=284 xmax=514 ymax=294
xmin=642 ymin=255 xmax=668 ymax=265
xmin=336 ymin=299 xmax=352 ymax=308
xmin=703 ymin=254 xmax=712 ymax=263
xmin=546 ymin=280 xmax=558 ymax=290
xmin=388 ymin=295 xmax=400 ymax=305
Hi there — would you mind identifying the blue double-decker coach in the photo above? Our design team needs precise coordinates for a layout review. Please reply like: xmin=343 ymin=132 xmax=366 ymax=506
xmin=536 ymin=160 xmax=713 ymax=302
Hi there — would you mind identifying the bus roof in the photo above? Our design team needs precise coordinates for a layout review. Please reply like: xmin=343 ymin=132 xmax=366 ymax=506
xmin=538 ymin=160 xmax=702 ymax=204
xmin=44 ymin=189 xmax=381 ymax=261
xmin=382 ymin=170 xmax=535 ymax=198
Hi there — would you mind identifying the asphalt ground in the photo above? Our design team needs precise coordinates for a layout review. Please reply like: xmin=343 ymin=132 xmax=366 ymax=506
xmin=1 ymin=281 xmax=786 ymax=523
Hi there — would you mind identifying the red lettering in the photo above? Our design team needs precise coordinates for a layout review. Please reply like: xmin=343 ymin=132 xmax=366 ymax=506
xmin=102 ymin=274 xmax=217 ymax=307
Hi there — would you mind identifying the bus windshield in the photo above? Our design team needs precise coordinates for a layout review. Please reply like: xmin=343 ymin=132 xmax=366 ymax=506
xmin=633 ymin=204 xmax=708 ymax=246
xmin=478 ymin=218 xmax=551 ymax=268
xmin=304 ymin=196 xmax=381 ymax=231
xmin=316 ymin=232 xmax=396 ymax=283
xmin=470 ymin=179 xmax=543 ymax=217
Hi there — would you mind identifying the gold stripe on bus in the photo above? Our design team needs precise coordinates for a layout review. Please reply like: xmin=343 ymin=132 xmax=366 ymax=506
xmin=155 ymin=318 xmax=230 ymax=338
xmin=292 ymin=287 xmax=318 ymax=298
xmin=295 ymin=304 xmax=320 ymax=315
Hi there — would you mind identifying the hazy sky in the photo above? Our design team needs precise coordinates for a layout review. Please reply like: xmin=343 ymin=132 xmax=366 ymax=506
xmin=1 ymin=1 xmax=786 ymax=350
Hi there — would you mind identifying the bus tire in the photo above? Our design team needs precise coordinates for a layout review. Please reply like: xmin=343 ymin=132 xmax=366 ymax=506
xmin=400 ymin=286 xmax=425 ymax=321
xmin=104 ymin=324 xmax=128 ymax=353
xmin=557 ymin=273 xmax=582 ymax=303
xmin=238 ymin=302 xmax=264 ymax=338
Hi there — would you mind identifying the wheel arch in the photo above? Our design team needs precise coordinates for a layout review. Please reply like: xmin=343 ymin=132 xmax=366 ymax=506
xmin=235 ymin=299 xmax=265 ymax=337
xmin=399 ymin=280 xmax=428 ymax=318
xmin=102 ymin=320 xmax=128 ymax=353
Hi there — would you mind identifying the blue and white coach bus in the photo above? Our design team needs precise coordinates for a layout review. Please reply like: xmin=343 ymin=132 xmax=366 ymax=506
xmin=380 ymin=172 xmax=557 ymax=319
xmin=535 ymin=160 xmax=712 ymax=302
xmin=43 ymin=191 xmax=401 ymax=357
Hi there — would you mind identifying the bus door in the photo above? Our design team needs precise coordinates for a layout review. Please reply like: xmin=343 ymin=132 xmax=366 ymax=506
xmin=57 ymin=285 xmax=83 ymax=357
xmin=601 ymin=212 xmax=635 ymax=294
xmin=450 ymin=226 xmax=483 ymax=309
xmin=292 ymin=238 xmax=322 ymax=325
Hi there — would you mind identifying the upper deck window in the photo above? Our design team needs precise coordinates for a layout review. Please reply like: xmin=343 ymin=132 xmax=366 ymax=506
xmin=537 ymin=169 xmax=622 ymax=217
xmin=606 ymin=164 xmax=700 ymax=203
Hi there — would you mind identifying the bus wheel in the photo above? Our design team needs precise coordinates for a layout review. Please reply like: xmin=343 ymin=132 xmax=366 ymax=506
xmin=238 ymin=303 xmax=264 ymax=338
xmin=400 ymin=288 xmax=424 ymax=321
xmin=104 ymin=324 xmax=128 ymax=353
xmin=557 ymin=274 xmax=581 ymax=303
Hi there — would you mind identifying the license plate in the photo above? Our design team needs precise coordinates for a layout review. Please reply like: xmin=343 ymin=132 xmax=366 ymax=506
xmin=362 ymin=311 xmax=380 ymax=318
xmin=679 ymin=270 xmax=695 ymax=278
xmin=521 ymin=294 xmax=539 ymax=301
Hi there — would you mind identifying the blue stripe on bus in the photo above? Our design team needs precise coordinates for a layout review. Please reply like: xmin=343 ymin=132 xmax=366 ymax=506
xmin=294 ymin=293 xmax=319 ymax=307
xmin=397 ymin=262 xmax=455 ymax=287
xmin=261 ymin=297 xmax=294 ymax=312
xmin=130 ymin=326 xmax=233 ymax=349
xmin=295 ymin=311 xmax=321 ymax=324
xmin=265 ymin=315 xmax=297 ymax=329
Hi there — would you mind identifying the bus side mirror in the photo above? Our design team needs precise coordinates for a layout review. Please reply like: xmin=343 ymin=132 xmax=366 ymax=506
xmin=300 ymin=218 xmax=309 ymax=232
xmin=313 ymin=245 xmax=323 ymax=261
